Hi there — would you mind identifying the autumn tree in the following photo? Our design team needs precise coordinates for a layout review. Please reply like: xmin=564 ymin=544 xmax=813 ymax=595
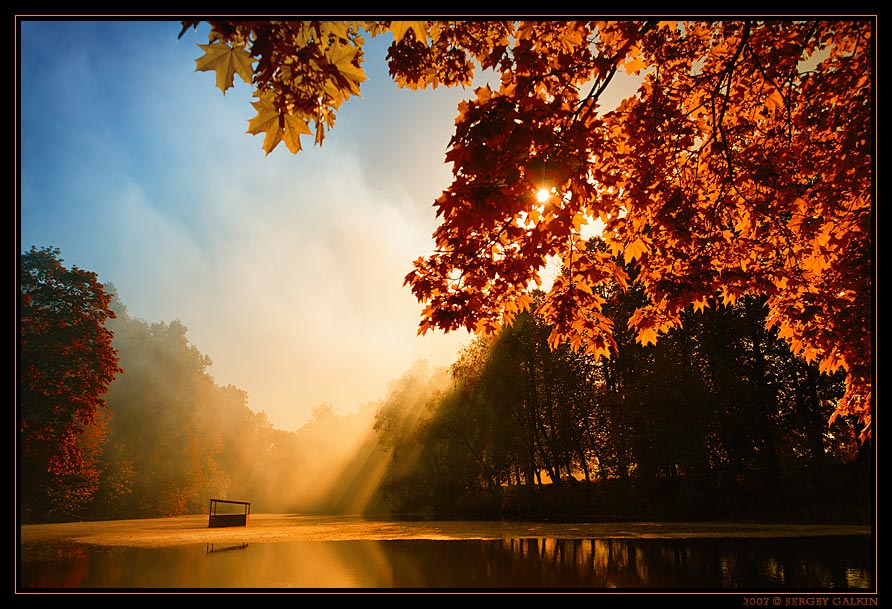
xmin=181 ymin=19 xmax=874 ymax=441
xmin=19 ymin=246 xmax=122 ymax=522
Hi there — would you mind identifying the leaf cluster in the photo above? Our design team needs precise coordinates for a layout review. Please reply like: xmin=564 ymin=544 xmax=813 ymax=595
xmin=182 ymin=20 xmax=874 ymax=439
xmin=183 ymin=20 xmax=378 ymax=153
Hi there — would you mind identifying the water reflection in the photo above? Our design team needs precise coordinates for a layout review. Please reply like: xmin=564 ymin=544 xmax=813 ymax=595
xmin=19 ymin=536 xmax=873 ymax=590
xmin=206 ymin=543 xmax=249 ymax=554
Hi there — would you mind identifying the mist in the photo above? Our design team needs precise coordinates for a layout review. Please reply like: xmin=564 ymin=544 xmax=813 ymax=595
xmin=18 ymin=20 xmax=472 ymax=434
xmin=25 ymin=258 xmax=867 ymax=527
xmin=74 ymin=291 xmax=455 ymax=522
xmin=239 ymin=402 xmax=390 ymax=515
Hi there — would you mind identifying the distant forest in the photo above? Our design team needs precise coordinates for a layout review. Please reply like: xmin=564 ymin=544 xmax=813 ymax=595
xmin=19 ymin=248 xmax=873 ymax=524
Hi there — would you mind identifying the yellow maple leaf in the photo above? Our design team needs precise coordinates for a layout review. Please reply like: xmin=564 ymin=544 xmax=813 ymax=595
xmin=246 ymin=94 xmax=311 ymax=155
xmin=624 ymin=237 xmax=648 ymax=262
xmin=574 ymin=280 xmax=593 ymax=295
xmin=586 ymin=337 xmax=612 ymax=361
xmin=475 ymin=85 xmax=493 ymax=103
xmin=720 ymin=287 xmax=738 ymax=306
xmin=474 ymin=317 xmax=501 ymax=335
xmin=814 ymin=227 xmax=832 ymax=248
xmin=417 ymin=320 xmax=432 ymax=336
xmin=322 ymin=81 xmax=347 ymax=108
xmin=514 ymin=293 xmax=533 ymax=311
xmin=390 ymin=21 xmax=428 ymax=46
xmin=608 ymin=237 xmax=626 ymax=256
xmin=623 ymin=48 xmax=647 ymax=75
xmin=281 ymin=113 xmax=313 ymax=154
xmin=637 ymin=326 xmax=659 ymax=346
xmin=764 ymin=88 xmax=785 ymax=112
xmin=777 ymin=322 xmax=795 ymax=341
xmin=802 ymin=254 xmax=829 ymax=276
xmin=319 ymin=21 xmax=349 ymax=41
xmin=819 ymin=353 xmax=844 ymax=374
xmin=325 ymin=44 xmax=367 ymax=90
xmin=195 ymin=41 xmax=254 ymax=93
xmin=246 ymin=94 xmax=281 ymax=154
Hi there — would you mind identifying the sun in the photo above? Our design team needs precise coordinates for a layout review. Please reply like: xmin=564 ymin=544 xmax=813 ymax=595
xmin=536 ymin=188 xmax=551 ymax=203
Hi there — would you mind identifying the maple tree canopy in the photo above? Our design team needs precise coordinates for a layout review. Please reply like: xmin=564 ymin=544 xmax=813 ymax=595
xmin=181 ymin=20 xmax=874 ymax=441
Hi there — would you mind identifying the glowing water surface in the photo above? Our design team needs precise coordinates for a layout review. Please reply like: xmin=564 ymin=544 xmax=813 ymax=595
xmin=19 ymin=515 xmax=874 ymax=590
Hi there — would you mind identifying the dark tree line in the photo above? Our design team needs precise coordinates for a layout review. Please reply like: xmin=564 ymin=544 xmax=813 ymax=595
xmin=373 ymin=250 xmax=872 ymax=522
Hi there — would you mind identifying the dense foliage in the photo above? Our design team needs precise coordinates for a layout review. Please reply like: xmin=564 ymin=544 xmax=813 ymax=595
xmin=373 ymin=287 xmax=869 ymax=522
xmin=19 ymin=247 xmax=121 ymax=521
xmin=16 ymin=18 xmax=874 ymax=523
xmin=180 ymin=20 xmax=874 ymax=441
xmin=18 ymin=247 xmax=869 ymax=523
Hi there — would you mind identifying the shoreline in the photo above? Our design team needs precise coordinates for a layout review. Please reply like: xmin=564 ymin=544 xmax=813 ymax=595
xmin=19 ymin=514 xmax=873 ymax=550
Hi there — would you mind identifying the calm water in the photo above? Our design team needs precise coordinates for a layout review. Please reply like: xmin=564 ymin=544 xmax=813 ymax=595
xmin=19 ymin=531 xmax=873 ymax=590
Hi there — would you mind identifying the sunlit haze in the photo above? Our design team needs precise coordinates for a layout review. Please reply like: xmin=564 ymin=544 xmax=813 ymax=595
xmin=18 ymin=20 xmax=474 ymax=431
xmin=18 ymin=20 xmax=642 ymax=432
xmin=18 ymin=21 xmax=875 ymax=594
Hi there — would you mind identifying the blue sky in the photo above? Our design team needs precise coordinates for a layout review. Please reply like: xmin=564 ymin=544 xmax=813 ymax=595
xmin=18 ymin=20 xmax=477 ymax=431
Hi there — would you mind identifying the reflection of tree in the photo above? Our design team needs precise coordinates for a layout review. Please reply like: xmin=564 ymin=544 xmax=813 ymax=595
xmin=19 ymin=530 xmax=872 ymax=588
xmin=20 ymin=544 xmax=90 ymax=589
xmin=377 ymin=537 xmax=871 ymax=588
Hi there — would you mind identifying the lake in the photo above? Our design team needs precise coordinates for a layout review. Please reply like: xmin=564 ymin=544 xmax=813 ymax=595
xmin=17 ymin=515 xmax=874 ymax=592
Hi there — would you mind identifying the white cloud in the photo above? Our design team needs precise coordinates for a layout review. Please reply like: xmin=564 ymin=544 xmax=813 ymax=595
xmin=145 ymin=142 xmax=467 ymax=431
xmin=20 ymin=21 xmax=473 ymax=432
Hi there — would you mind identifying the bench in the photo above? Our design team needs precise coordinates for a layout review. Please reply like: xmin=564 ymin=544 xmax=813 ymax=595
xmin=208 ymin=498 xmax=251 ymax=528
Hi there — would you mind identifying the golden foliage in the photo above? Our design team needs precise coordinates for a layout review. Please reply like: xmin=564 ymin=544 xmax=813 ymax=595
xmin=194 ymin=41 xmax=254 ymax=92
xmin=184 ymin=20 xmax=874 ymax=438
